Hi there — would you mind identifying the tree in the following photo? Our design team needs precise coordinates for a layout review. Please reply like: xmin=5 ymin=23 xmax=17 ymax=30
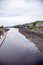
xmin=32 ymin=22 xmax=37 ymax=26
xmin=32 ymin=20 xmax=40 ymax=26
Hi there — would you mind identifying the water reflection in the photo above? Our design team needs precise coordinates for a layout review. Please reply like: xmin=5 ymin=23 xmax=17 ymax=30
xmin=0 ymin=28 xmax=43 ymax=65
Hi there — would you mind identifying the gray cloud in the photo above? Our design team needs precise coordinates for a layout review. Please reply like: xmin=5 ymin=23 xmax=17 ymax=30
xmin=0 ymin=0 xmax=43 ymax=21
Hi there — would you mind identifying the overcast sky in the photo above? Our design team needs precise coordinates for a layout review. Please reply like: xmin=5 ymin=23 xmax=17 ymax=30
xmin=0 ymin=0 xmax=43 ymax=26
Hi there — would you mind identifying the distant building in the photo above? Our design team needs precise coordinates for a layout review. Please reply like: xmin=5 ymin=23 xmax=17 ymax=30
xmin=36 ymin=22 xmax=43 ymax=26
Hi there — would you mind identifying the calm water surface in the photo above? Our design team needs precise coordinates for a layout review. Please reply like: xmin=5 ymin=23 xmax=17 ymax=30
xmin=0 ymin=28 xmax=43 ymax=65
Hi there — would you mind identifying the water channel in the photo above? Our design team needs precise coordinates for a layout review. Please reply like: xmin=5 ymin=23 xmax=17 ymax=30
xmin=0 ymin=28 xmax=43 ymax=65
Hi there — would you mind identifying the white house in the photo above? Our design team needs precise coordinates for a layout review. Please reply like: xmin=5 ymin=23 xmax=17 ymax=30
xmin=36 ymin=22 xmax=43 ymax=26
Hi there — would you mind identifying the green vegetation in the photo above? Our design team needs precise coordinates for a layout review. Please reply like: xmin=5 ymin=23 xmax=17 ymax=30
xmin=27 ymin=26 xmax=43 ymax=30
xmin=27 ymin=26 xmax=34 ymax=29
xmin=32 ymin=21 xmax=37 ymax=26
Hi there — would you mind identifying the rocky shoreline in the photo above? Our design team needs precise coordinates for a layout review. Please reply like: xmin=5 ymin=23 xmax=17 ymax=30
xmin=18 ymin=27 xmax=43 ymax=53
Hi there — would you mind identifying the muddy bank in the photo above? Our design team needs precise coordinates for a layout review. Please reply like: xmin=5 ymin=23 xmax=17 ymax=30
xmin=0 ymin=28 xmax=9 ymax=46
xmin=17 ymin=27 xmax=43 ymax=53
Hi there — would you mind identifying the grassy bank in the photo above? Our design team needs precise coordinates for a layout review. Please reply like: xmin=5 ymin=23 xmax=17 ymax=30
xmin=27 ymin=26 xmax=43 ymax=29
